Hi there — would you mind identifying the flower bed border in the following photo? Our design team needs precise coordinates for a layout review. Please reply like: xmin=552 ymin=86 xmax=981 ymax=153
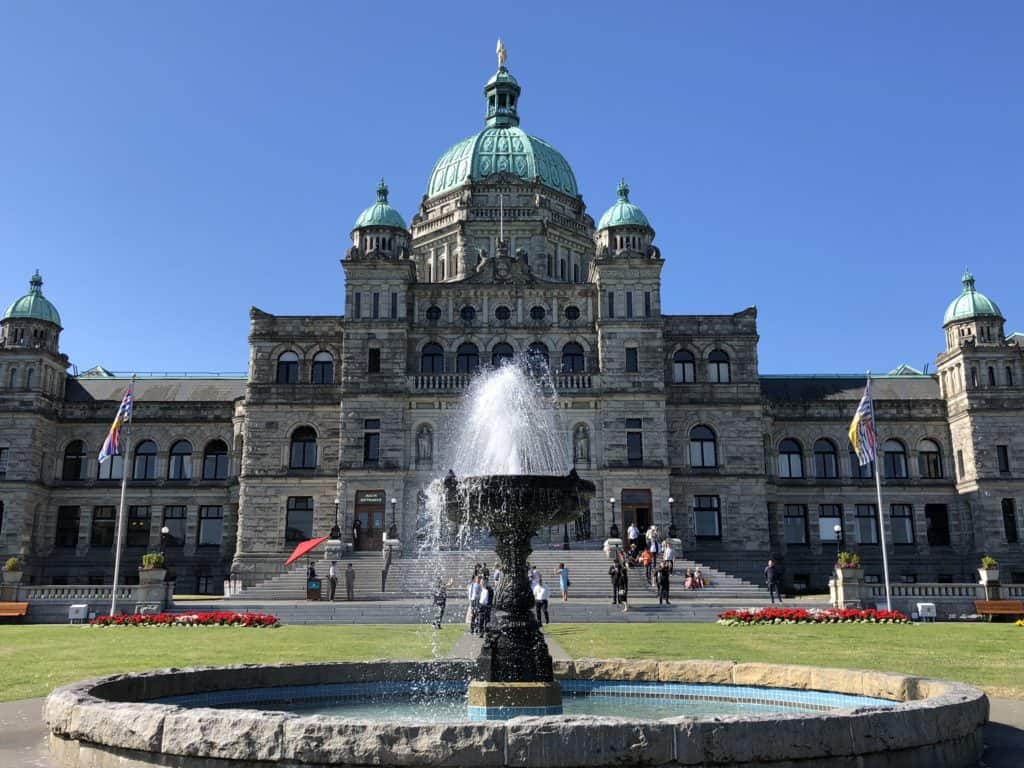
xmin=89 ymin=611 xmax=280 ymax=627
xmin=718 ymin=607 xmax=910 ymax=625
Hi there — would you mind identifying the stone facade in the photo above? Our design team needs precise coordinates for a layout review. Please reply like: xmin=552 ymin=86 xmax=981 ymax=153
xmin=2 ymin=57 xmax=1023 ymax=593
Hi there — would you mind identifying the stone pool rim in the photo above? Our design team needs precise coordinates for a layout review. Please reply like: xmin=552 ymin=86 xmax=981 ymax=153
xmin=45 ymin=658 xmax=989 ymax=767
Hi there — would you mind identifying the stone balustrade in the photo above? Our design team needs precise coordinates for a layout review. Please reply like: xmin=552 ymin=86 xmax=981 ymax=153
xmin=411 ymin=373 xmax=595 ymax=392
xmin=0 ymin=581 xmax=173 ymax=623
xmin=832 ymin=571 xmax=1020 ymax=617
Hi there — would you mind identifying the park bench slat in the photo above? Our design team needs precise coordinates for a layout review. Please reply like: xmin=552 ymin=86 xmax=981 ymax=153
xmin=0 ymin=602 xmax=29 ymax=617
xmin=975 ymin=600 xmax=1024 ymax=618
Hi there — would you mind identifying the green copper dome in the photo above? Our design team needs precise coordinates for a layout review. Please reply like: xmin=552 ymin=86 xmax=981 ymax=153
xmin=427 ymin=49 xmax=578 ymax=199
xmin=943 ymin=270 xmax=1003 ymax=325
xmin=598 ymin=179 xmax=651 ymax=230
xmin=2 ymin=271 xmax=62 ymax=327
xmin=353 ymin=179 xmax=407 ymax=231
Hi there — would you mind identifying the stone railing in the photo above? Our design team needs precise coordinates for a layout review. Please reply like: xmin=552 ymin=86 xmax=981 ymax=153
xmin=1 ymin=581 xmax=173 ymax=623
xmin=832 ymin=571 xmax=1020 ymax=617
xmin=552 ymin=373 xmax=593 ymax=390
xmin=411 ymin=373 xmax=597 ymax=393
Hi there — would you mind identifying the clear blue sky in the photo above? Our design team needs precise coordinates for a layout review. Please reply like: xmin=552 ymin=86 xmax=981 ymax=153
xmin=2 ymin=2 xmax=1021 ymax=375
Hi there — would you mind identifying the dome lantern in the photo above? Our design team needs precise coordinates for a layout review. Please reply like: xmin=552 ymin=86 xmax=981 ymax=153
xmin=484 ymin=39 xmax=522 ymax=129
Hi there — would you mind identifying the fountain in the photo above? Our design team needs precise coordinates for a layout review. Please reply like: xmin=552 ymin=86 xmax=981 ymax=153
xmin=43 ymin=360 xmax=989 ymax=767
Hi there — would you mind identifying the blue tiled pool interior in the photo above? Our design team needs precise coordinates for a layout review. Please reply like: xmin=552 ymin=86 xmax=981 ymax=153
xmin=153 ymin=679 xmax=896 ymax=721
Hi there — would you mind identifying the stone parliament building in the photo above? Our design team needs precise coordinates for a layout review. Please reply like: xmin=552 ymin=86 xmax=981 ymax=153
xmin=1 ymin=54 xmax=1022 ymax=593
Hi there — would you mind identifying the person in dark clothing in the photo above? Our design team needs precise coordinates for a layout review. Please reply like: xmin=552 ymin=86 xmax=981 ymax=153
xmin=764 ymin=559 xmax=784 ymax=603
xmin=329 ymin=524 xmax=342 ymax=540
xmin=307 ymin=563 xmax=317 ymax=580
xmin=345 ymin=563 xmax=356 ymax=600
xmin=657 ymin=562 xmax=671 ymax=605
xmin=609 ymin=560 xmax=622 ymax=604
xmin=432 ymin=579 xmax=450 ymax=628
xmin=478 ymin=579 xmax=493 ymax=633
xmin=618 ymin=558 xmax=629 ymax=612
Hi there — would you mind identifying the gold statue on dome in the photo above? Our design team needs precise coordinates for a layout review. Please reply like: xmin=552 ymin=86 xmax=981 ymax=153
xmin=496 ymin=39 xmax=507 ymax=68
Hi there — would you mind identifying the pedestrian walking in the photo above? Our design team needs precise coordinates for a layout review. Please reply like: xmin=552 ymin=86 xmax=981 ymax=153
xmin=328 ymin=561 xmax=338 ymax=601
xmin=764 ymin=559 xmax=784 ymax=603
xmin=608 ymin=560 xmax=622 ymax=604
xmin=618 ymin=558 xmax=630 ymax=612
xmin=431 ymin=578 xmax=450 ymax=628
xmin=662 ymin=541 xmax=675 ymax=573
xmin=627 ymin=521 xmax=640 ymax=550
xmin=478 ymin=578 xmax=493 ymax=633
xmin=533 ymin=576 xmax=550 ymax=625
xmin=468 ymin=575 xmax=482 ymax=634
xmin=345 ymin=563 xmax=356 ymax=600
xmin=657 ymin=562 xmax=671 ymax=605
xmin=555 ymin=562 xmax=570 ymax=602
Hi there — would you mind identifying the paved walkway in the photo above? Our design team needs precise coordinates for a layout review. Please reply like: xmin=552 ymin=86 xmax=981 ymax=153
xmin=4 ymin=643 xmax=1021 ymax=767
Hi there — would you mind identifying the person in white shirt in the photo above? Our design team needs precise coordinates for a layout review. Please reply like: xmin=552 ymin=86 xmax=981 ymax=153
xmin=627 ymin=522 xmax=640 ymax=548
xmin=468 ymin=576 xmax=482 ymax=634
xmin=661 ymin=543 xmax=675 ymax=574
xmin=328 ymin=562 xmax=338 ymax=601
xmin=533 ymin=577 xmax=550 ymax=625
xmin=529 ymin=565 xmax=540 ymax=588
xmin=477 ymin=578 xmax=492 ymax=633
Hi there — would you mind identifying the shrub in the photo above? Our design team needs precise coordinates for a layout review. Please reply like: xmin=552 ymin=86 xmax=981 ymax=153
xmin=3 ymin=556 xmax=22 ymax=572
xmin=141 ymin=552 xmax=165 ymax=570
xmin=836 ymin=551 xmax=861 ymax=568
xmin=980 ymin=555 xmax=998 ymax=569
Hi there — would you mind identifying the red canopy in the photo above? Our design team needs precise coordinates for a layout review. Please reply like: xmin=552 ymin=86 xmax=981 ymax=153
xmin=284 ymin=536 xmax=329 ymax=566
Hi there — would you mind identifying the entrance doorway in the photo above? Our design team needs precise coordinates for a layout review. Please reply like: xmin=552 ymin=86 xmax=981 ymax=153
xmin=621 ymin=489 xmax=652 ymax=535
xmin=354 ymin=490 xmax=386 ymax=551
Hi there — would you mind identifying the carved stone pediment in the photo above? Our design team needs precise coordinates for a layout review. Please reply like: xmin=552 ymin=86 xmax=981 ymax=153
xmin=465 ymin=254 xmax=537 ymax=285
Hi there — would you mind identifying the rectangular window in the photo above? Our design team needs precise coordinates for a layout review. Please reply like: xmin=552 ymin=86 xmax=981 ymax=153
xmin=198 ymin=506 xmax=223 ymax=547
xmin=890 ymin=504 xmax=915 ymax=545
xmin=626 ymin=291 xmax=633 ymax=318
xmin=368 ymin=348 xmax=381 ymax=373
xmin=626 ymin=419 xmax=643 ymax=465
xmin=925 ymin=504 xmax=951 ymax=546
xmin=202 ymin=447 xmax=229 ymax=480
xmin=55 ymin=506 xmax=80 ymax=548
xmin=607 ymin=291 xmax=615 ymax=319
xmin=364 ymin=419 xmax=381 ymax=465
xmin=573 ymin=264 xmax=580 ymax=282
xmin=0 ymin=447 xmax=8 ymax=476
xmin=957 ymin=449 xmax=965 ymax=478
xmin=97 ymin=454 xmax=123 ymax=481
xmin=126 ymin=505 xmax=151 ymax=548
xmin=162 ymin=506 xmax=186 ymax=547
xmin=390 ymin=292 xmax=398 ymax=319
xmin=354 ymin=292 xmax=361 ymax=319
xmin=997 ymin=445 xmax=1010 ymax=474
xmin=818 ymin=504 xmax=843 ymax=542
xmin=1003 ymin=499 xmax=1019 ymax=543
xmin=849 ymin=449 xmax=873 ymax=479
xmin=783 ymin=504 xmax=808 ymax=544
xmin=625 ymin=347 xmax=639 ymax=373
xmin=372 ymin=292 xmax=380 ymax=319
xmin=90 ymin=506 xmax=116 ymax=548
xmin=286 ymin=497 xmax=315 ymax=542
xmin=644 ymin=291 xmax=652 ymax=317
xmin=855 ymin=504 xmax=879 ymax=545
xmin=694 ymin=495 xmax=721 ymax=539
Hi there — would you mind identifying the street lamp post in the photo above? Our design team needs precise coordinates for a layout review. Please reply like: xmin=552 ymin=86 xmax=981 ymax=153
xmin=334 ymin=498 xmax=340 ymax=529
xmin=389 ymin=497 xmax=398 ymax=539
xmin=668 ymin=497 xmax=677 ymax=539
xmin=609 ymin=497 xmax=617 ymax=537
xmin=833 ymin=523 xmax=843 ymax=570
xmin=160 ymin=525 xmax=169 ymax=554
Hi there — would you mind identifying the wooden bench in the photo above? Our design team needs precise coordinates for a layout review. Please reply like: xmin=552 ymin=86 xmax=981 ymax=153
xmin=0 ymin=602 xmax=29 ymax=620
xmin=975 ymin=600 xmax=1024 ymax=621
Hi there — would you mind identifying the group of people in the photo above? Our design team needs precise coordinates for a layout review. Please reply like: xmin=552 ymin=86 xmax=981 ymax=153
xmin=610 ymin=521 xmax=683 ymax=609
xmin=306 ymin=561 xmax=356 ymax=601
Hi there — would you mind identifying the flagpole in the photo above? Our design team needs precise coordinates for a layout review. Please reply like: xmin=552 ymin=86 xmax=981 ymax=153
xmin=868 ymin=371 xmax=893 ymax=612
xmin=109 ymin=375 xmax=136 ymax=616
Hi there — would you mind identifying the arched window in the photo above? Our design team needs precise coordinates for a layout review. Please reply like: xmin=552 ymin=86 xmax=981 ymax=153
xmin=276 ymin=351 xmax=299 ymax=384
xmin=813 ymin=439 xmax=838 ymax=479
xmin=133 ymin=440 xmax=158 ymax=480
xmin=311 ymin=352 xmax=334 ymax=384
xmin=561 ymin=342 xmax=585 ymax=373
xmin=689 ymin=425 xmax=718 ymax=468
xmin=491 ymin=342 xmax=514 ymax=367
xmin=456 ymin=342 xmax=480 ymax=373
xmin=289 ymin=427 xmax=317 ymax=469
xmin=708 ymin=349 xmax=731 ymax=383
xmin=421 ymin=343 xmax=444 ymax=373
xmin=202 ymin=439 xmax=229 ymax=480
xmin=61 ymin=440 xmax=87 ymax=481
xmin=168 ymin=440 xmax=193 ymax=480
xmin=97 ymin=453 xmax=123 ymax=481
xmin=460 ymin=306 xmax=476 ymax=322
xmin=777 ymin=439 xmax=803 ymax=478
xmin=494 ymin=306 xmax=511 ymax=322
xmin=988 ymin=366 xmax=996 ymax=386
xmin=848 ymin=442 xmax=874 ymax=479
xmin=918 ymin=439 xmax=943 ymax=479
xmin=527 ymin=342 xmax=549 ymax=372
xmin=529 ymin=305 xmax=546 ymax=321
xmin=425 ymin=305 xmax=442 ymax=322
xmin=672 ymin=350 xmax=695 ymax=383
xmin=883 ymin=439 xmax=908 ymax=479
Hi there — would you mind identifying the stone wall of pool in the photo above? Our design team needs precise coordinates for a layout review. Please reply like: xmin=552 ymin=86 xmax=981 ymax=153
xmin=44 ymin=658 xmax=988 ymax=767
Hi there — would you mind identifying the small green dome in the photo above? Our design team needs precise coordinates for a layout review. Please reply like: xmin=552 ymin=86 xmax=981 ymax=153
xmin=597 ymin=179 xmax=651 ymax=230
xmin=943 ymin=270 xmax=1003 ymax=325
xmin=428 ymin=126 xmax=578 ymax=199
xmin=2 ymin=271 xmax=62 ymax=327
xmin=353 ymin=179 xmax=407 ymax=231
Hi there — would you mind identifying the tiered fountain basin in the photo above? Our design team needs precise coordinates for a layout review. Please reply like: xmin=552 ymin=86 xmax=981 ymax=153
xmin=45 ymin=658 xmax=987 ymax=767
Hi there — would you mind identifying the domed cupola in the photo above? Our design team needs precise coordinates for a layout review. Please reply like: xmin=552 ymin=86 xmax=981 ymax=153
xmin=595 ymin=180 xmax=657 ymax=257
xmin=349 ymin=179 xmax=411 ymax=260
xmin=942 ymin=270 xmax=1005 ymax=349
xmin=3 ymin=271 xmax=62 ymax=328
xmin=425 ymin=41 xmax=579 ymax=199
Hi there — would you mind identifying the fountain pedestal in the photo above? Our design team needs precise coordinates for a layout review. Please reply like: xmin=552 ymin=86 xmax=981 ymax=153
xmin=467 ymin=681 xmax=564 ymax=720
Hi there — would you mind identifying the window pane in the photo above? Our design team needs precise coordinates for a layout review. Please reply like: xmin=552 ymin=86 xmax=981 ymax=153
xmin=286 ymin=497 xmax=315 ymax=542
xmin=855 ymin=505 xmax=878 ymax=544
xmin=818 ymin=506 xmax=842 ymax=541
xmin=890 ymin=504 xmax=915 ymax=545
xmin=162 ymin=506 xmax=187 ymax=547
xmin=626 ymin=432 xmax=643 ymax=464
xmin=694 ymin=496 xmax=720 ymax=538
xmin=126 ymin=506 xmax=151 ymax=548
xmin=783 ymin=505 xmax=808 ymax=544
xmin=625 ymin=348 xmax=639 ymax=372
xmin=55 ymin=506 xmax=80 ymax=548
xmin=90 ymin=506 xmax=116 ymax=547
xmin=198 ymin=506 xmax=223 ymax=547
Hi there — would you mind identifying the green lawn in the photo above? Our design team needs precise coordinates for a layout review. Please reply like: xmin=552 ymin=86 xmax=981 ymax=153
xmin=2 ymin=622 xmax=1020 ymax=703
xmin=0 ymin=624 xmax=462 ymax=702
xmin=547 ymin=623 xmax=1024 ymax=699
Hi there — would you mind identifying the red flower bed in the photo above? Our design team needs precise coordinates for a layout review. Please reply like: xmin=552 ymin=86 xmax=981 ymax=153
xmin=717 ymin=607 xmax=910 ymax=625
xmin=89 ymin=611 xmax=280 ymax=627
